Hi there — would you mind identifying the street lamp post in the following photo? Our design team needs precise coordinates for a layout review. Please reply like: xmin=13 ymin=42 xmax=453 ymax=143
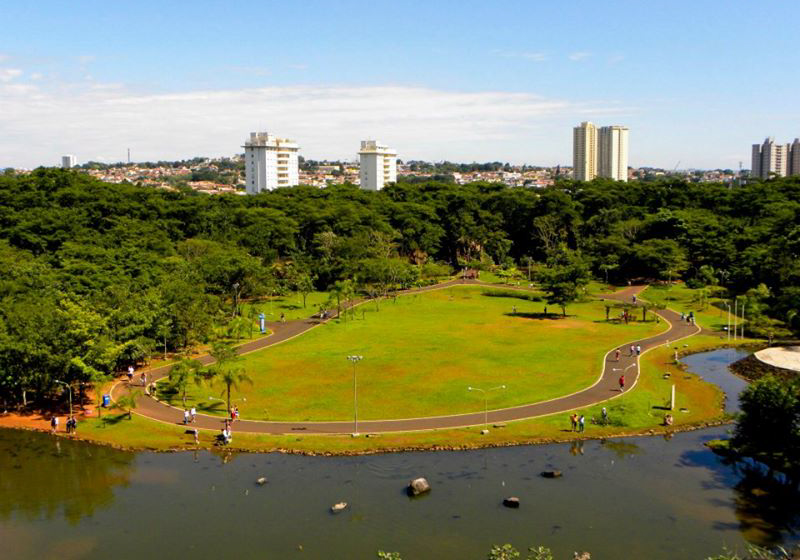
xmin=54 ymin=380 xmax=72 ymax=417
xmin=468 ymin=385 xmax=506 ymax=432
xmin=347 ymin=355 xmax=363 ymax=436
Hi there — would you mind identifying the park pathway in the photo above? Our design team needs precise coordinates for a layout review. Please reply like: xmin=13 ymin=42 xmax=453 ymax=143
xmin=111 ymin=282 xmax=700 ymax=435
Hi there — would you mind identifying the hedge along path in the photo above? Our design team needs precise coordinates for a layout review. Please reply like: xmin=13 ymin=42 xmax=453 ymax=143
xmin=110 ymin=281 xmax=700 ymax=435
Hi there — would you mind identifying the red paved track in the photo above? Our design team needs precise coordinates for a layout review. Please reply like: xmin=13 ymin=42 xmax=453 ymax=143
xmin=112 ymin=282 xmax=700 ymax=434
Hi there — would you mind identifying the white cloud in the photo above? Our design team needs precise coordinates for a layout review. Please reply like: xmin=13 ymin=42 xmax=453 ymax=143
xmin=568 ymin=52 xmax=591 ymax=61
xmin=0 ymin=80 xmax=629 ymax=167
xmin=0 ymin=68 xmax=23 ymax=82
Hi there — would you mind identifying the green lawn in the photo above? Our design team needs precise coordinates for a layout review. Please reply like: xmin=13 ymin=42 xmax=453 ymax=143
xmin=641 ymin=283 xmax=733 ymax=332
xmin=167 ymin=286 xmax=665 ymax=421
xmin=241 ymin=291 xmax=331 ymax=322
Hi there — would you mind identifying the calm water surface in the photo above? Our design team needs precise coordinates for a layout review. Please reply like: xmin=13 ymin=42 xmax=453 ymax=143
xmin=2 ymin=348 xmax=797 ymax=559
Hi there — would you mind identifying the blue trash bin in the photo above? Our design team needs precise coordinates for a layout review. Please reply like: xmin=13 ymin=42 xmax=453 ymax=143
xmin=102 ymin=394 xmax=111 ymax=408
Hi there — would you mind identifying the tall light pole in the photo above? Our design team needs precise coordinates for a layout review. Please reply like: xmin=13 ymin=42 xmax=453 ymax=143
xmin=724 ymin=301 xmax=731 ymax=341
xmin=347 ymin=355 xmax=363 ymax=436
xmin=468 ymin=385 xmax=506 ymax=432
xmin=55 ymin=380 xmax=72 ymax=417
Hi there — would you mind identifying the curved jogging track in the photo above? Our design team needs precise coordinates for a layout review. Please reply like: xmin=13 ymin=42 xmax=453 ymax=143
xmin=111 ymin=281 xmax=700 ymax=435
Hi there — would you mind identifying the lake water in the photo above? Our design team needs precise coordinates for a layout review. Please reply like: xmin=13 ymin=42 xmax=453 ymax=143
xmin=2 ymin=348 xmax=797 ymax=559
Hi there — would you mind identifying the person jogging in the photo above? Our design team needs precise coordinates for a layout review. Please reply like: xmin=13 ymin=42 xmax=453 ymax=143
xmin=619 ymin=374 xmax=626 ymax=392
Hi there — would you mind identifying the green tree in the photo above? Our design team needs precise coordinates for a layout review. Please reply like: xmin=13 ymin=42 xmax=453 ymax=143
xmin=168 ymin=356 xmax=204 ymax=407
xmin=539 ymin=248 xmax=591 ymax=316
xmin=732 ymin=376 xmax=800 ymax=482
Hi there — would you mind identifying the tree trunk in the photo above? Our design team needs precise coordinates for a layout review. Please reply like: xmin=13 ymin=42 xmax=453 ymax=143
xmin=562 ymin=305 xmax=566 ymax=317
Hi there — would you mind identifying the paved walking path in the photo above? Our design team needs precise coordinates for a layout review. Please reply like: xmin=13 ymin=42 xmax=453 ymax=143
xmin=111 ymin=281 xmax=700 ymax=435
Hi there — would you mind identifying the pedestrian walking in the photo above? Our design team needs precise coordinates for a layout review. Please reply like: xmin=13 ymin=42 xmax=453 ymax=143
xmin=190 ymin=406 xmax=196 ymax=422
xmin=193 ymin=428 xmax=199 ymax=445
xmin=140 ymin=372 xmax=147 ymax=387
xmin=619 ymin=375 xmax=626 ymax=392
xmin=51 ymin=416 xmax=59 ymax=433
xmin=636 ymin=344 xmax=641 ymax=356
xmin=632 ymin=294 xmax=637 ymax=304
xmin=601 ymin=407 xmax=608 ymax=424
xmin=280 ymin=312 xmax=285 ymax=323
xmin=183 ymin=409 xmax=190 ymax=425
xmin=629 ymin=344 xmax=635 ymax=357
xmin=615 ymin=349 xmax=621 ymax=361
xmin=578 ymin=415 xmax=585 ymax=433
xmin=234 ymin=406 xmax=240 ymax=421
xmin=127 ymin=365 xmax=134 ymax=383
xmin=570 ymin=413 xmax=578 ymax=431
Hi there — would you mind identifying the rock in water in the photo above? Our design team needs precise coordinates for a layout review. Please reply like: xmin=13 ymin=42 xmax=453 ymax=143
xmin=330 ymin=502 xmax=348 ymax=513
xmin=407 ymin=477 xmax=431 ymax=496
xmin=540 ymin=470 xmax=563 ymax=479
xmin=256 ymin=477 xmax=267 ymax=485
xmin=502 ymin=497 xmax=520 ymax=508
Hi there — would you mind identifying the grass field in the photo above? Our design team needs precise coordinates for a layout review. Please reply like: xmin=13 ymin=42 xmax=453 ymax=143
xmin=642 ymin=283 xmax=736 ymax=332
xmin=163 ymin=285 xmax=665 ymax=421
xmin=70 ymin=332 xmax=738 ymax=454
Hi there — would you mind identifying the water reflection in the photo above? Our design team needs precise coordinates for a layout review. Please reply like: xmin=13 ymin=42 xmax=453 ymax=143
xmin=0 ymin=430 xmax=133 ymax=524
xmin=0 ymin=348 xmax=797 ymax=559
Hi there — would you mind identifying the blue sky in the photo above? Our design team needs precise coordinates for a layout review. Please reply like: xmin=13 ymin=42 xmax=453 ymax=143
xmin=1 ymin=1 xmax=798 ymax=169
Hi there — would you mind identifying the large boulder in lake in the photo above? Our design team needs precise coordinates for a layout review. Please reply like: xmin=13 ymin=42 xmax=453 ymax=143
xmin=540 ymin=470 xmax=563 ymax=479
xmin=407 ymin=477 xmax=431 ymax=496
xmin=502 ymin=497 xmax=520 ymax=508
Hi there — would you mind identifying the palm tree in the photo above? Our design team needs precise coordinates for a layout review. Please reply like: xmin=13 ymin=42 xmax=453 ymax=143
xmin=168 ymin=356 xmax=204 ymax=407
xmin=218 ymin=366 xmax=252 ymax=414
xmin=114 ymin=390 xmax=141 ymax=420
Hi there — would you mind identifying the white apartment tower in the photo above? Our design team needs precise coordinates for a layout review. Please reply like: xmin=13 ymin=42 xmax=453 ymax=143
xmin=572 ymin=122 xmax=597 ymax=181
xmin=243 ymin=132 xmax=299 ymax=194
xmin=751 ymin=137 xmax=790 ymax=180
xmin=358 ymin=140 xmax=397 ymax=190
xmin=61 ymin=155 xmax=76 ymax=169
xmin=789 ymin=138 xmax=800 ymax=177
xmin=598 ymin=125 xmax=630 ymax=182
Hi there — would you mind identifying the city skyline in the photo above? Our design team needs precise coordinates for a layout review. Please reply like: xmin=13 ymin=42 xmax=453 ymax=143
xmin=1 ymin=1 xmax=799 ymax=170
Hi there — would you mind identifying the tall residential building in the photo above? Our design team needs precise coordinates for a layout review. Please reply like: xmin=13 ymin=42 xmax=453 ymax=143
xmin=598 ymin=125 xmax=630 ymax=182
xmin=243 ymin=132 xmax=299 ymax=194
xmin=572 ymin=122 xmax=597 ymax=181
xmin=751 ymin=137 xmax=789 ymax=179
xmin=61 ymin=155 xmax=76 ymax=169
xmin=358 ymin=140 xmax=397 ymax=190
xmin=790 ymin=138 xmax=800 ymax=177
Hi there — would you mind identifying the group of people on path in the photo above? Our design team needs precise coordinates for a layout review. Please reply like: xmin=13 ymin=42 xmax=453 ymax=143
xmin=126 ymin=365 xmax=148 ymax=387
xmin=680 ymin=311 xmax=696 ymax=325
xmin=183 ymin=407 xmax=197 ymax=424
xmin=50 ymin=415 xmax=77 ymax=434
xmin=613 ymin=344 xmax=641 ymax=361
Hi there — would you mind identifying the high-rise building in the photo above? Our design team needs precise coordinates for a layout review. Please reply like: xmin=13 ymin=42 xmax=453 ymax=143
xmin=358 ymin=140 xmax=397 ymax=190
xmin=61 ymin=155 xmax=76 ymax=169
xmin=243 ymin=132 xmax=299 ymax=194
xmin=598 ymin=125 xmax=630 ymax=182
xmin=572 ymin=122 xmax=597 ymax=181
xmin=790 ymin=138 xmax=800 ymax=177
xmin=751 ymin=137 xmax=789 ymax=180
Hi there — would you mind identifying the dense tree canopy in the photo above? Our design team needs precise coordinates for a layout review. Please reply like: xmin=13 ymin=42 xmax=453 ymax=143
xmin=0 ymin=169 xmax=798 ymax=406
